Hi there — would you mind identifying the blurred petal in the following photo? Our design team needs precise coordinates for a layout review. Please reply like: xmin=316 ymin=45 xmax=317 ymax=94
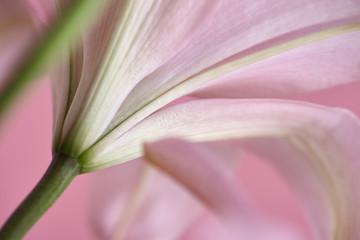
xmin=179 ymin=212 xmax=237 ymax=240
xmin=88 ymin=141 xmax=243 ymax=240
xmin=56 ymin=0 xmax=360 ymax=157
xmin=191 ymin=31 xmax=360 ymax=98
xmin=242 ymin=136 xmax=358 ymax=240
xmin=0 ymin=0 xmax=109 ymax=120
xmin=25 ymin=0 xmax=56 ymax=27
xmin=0 ymin=0 xmax=38 ymax=85
xmin=144 ymin=138 xmax=302 ymax=240
xmin=180 ymin=212 xmax=303 ymax=240
xmin=89 ymin=159 xmax=202 ymax=240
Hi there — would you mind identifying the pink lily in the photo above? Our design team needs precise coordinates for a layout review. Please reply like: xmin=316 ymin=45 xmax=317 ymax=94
xmin=51 ymin=0 xmax=359 ymax=239
xmin=51 ymin=0 xmax=360 ymax=169
xmin=72 ymin=0 xmax=360 ymax=239
xmin=1 ymin=0 xmax=360 ymax=239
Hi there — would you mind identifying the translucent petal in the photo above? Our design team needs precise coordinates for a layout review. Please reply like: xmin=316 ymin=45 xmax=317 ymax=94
xmin=191 ymin=31 xmax=360 ymax=99
xmin=88 ymin=141 xmax=243 ymax=240
xmin=144 ymin=138 xmax=303 ymax=240
xmin=55 ymin=0 xmax=360 ymax=157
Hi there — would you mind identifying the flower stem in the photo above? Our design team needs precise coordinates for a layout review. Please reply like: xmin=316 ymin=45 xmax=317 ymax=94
xmin=0 ymin=153 xmax=80 ymax=240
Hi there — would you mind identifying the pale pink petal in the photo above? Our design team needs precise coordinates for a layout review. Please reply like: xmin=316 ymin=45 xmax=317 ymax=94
xmin=88 ymin=159 xmax=146 ymax=239
xmin=92 ymin=99 xmax=360 ymax=240
xmin=144 ymin=138 xmax=302 ymax=240
xmin=24 ymin=0 xmax=56 ymax=27
xmin=191 ymin=31 xmax=360 ymax=98
xmin=88 ymin=159 xmax=202 ymax=240
xmin=180 ymin=212 xmax=303 ymax=240
xmin=179 ymin=213 xmax=235 ymax=240
xmin=242 ymin=136 xmax=360 ymax=240
xmin=97 ymin=2 xmax=360 ymax=148
xmin=58 ymin=0 xmax=219 ymax=154
xmin=56 ymin=0 xmax=360 ymax=158
xmin=88 ymin=140 xmax=243 ymax=240
xmin=83 ymin=99 xmax=356 ymax=170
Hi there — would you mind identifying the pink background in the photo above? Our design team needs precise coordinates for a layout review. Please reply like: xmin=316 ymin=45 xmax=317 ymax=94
xmin=1 ymin=78 xmax=360 ymax=239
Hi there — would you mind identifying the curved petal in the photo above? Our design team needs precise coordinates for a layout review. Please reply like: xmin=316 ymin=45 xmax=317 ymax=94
xmin=88 ymin=140 xmax=243 ymax=240
xmin=81 ymin=99 xmax=358 ymax=169
xmin=89 ymin=159 xmax=203 ymax=240
xmin=57 ymin=0 xmax=360 ymax=157
xmin=51 ymin=0 xmax=121 ymax=151
xmin=242 ymin=137 xmax=355 ymax=240
xmin=82 ymin=99 xmax=360 ymax=239
xmin=84 ymin=99 xmax=360 ymax=239
xmin=191 ymin=31 xmax=360 ymax=99
xmin=59 ymin=0 xmax=219 ymax=154
xmin=105 ymin=2 xmax=360 ymax=137
xmin=144 ymin=138 xmax=303 ymax=240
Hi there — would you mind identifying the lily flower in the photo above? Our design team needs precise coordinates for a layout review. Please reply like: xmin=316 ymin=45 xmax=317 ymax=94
xmin=1 ymin=0 xmax=360 ymax=239
xmin=51 ymin=0 xmax=360 ymax=172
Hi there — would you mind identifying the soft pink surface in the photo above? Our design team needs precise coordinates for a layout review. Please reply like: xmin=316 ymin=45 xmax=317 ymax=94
xmin=1 ymin=79 xmax=360 ymax=239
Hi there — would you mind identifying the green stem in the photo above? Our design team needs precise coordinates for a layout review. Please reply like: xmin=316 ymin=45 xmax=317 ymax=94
xmin=0 ymin=153 xmax=80 ymax=240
